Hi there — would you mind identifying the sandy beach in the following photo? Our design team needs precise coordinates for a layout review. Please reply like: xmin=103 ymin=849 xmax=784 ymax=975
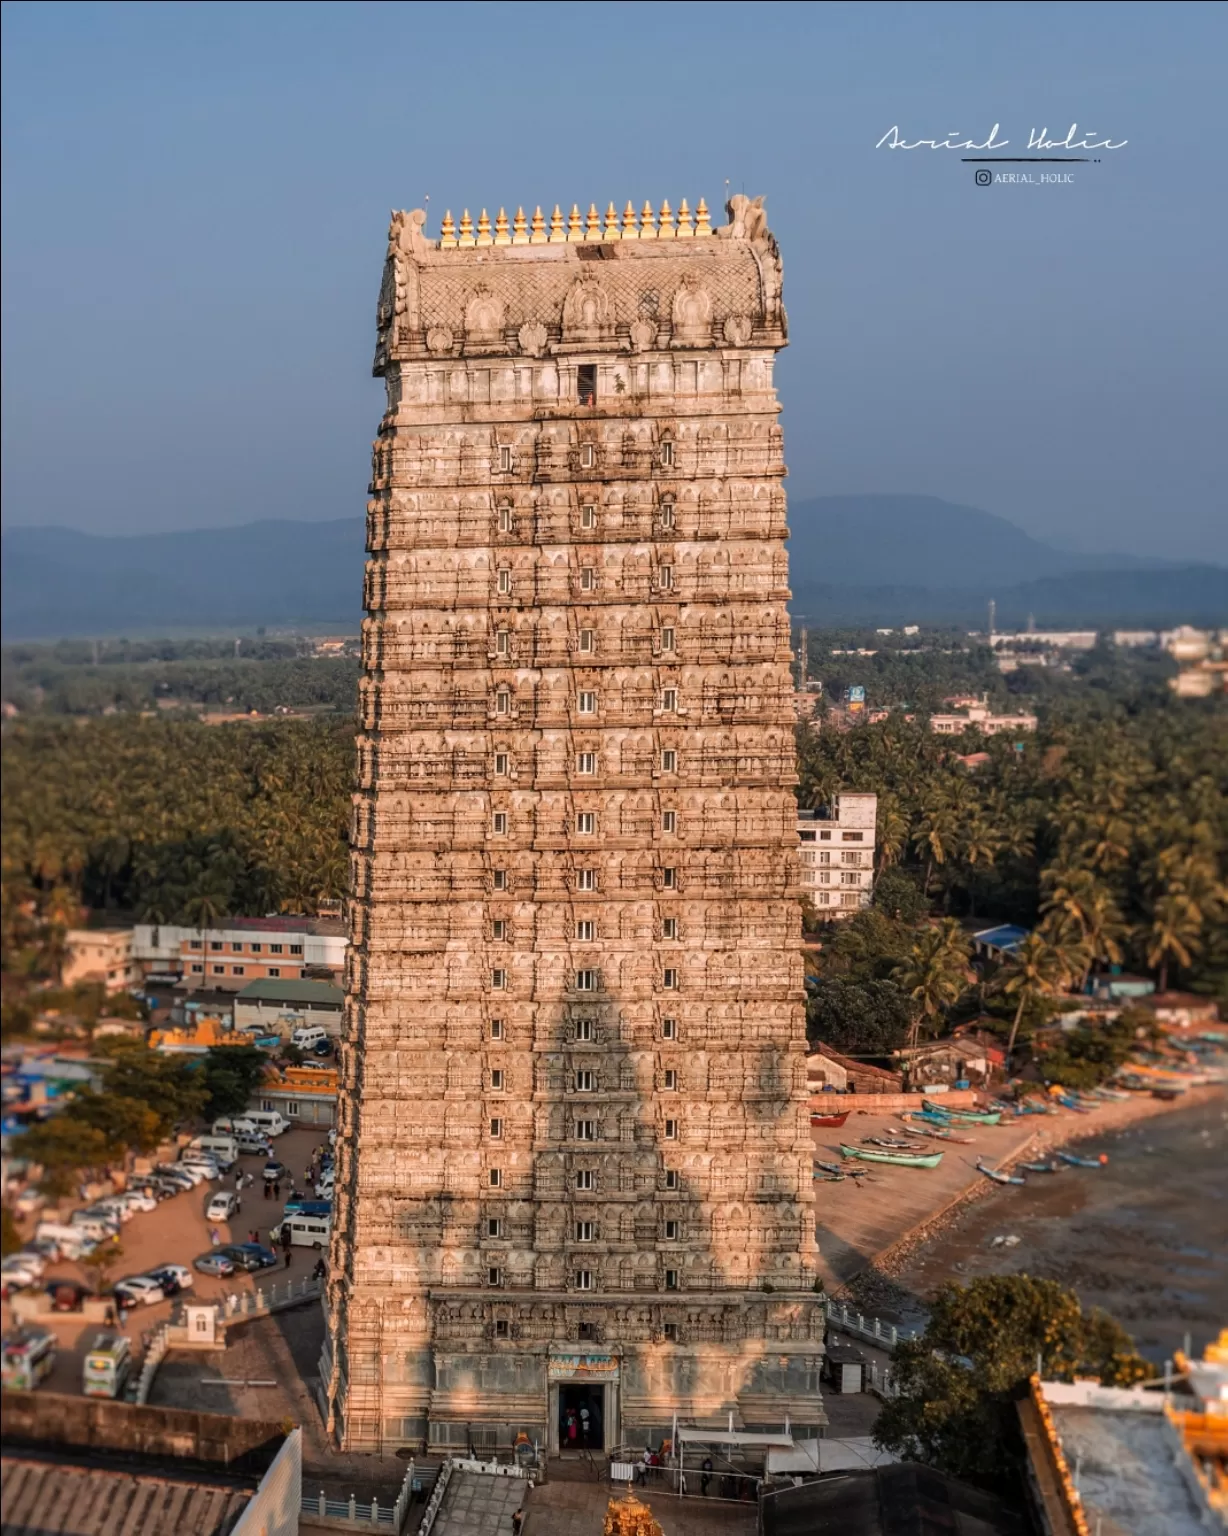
xmin=813 ymin=1086 xmax=1227 ymax=1363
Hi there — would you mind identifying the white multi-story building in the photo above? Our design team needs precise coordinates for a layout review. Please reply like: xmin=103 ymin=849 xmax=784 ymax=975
xmin=798 ymin=793 xmax=877 ymax=918
xmin=929 ymin=703 xmax=1037 ymax=736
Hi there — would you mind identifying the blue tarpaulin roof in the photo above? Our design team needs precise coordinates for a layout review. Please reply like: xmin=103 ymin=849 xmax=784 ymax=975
xmin=972 ymin=924 xmax=1029 ymax=954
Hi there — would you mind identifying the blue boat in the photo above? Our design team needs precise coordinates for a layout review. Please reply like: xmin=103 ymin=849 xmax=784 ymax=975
xmin=1056 ymin=1149 xmax=1107 ymax=1169
xmin=977 ymin=1160 xmax=1026 ymax=1186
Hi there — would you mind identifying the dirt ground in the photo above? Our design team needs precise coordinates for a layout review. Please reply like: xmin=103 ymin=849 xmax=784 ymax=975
xmin=884 ymin=1094 xmax=1228 ymax=1363
xmin=8 ymin=1126 xmax=329 ymax=1399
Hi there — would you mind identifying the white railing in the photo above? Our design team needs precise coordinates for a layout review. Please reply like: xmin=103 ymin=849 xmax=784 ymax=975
xmin=135 ymin=1323 xmax=170 ymax=1404
xmin=222 ymin=1276 xmax=322 ymax=1320
xmin=825 ymin=1298 xmax=922 ymax=1353
xmin=308 ymin=1456 xmax=423 ymax=1531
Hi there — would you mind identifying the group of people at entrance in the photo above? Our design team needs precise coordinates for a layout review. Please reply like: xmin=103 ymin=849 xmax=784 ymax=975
xmin=562 ymin=1403 xmax=594 ymax=1448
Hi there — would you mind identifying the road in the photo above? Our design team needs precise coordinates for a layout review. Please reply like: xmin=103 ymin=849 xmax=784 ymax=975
xmin=8 ymin=1125 xmax=329 ymax=1398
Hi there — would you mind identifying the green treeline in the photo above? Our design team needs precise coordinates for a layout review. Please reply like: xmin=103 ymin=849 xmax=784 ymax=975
xmin=1 ymin=654 xmax=360 ymax=716
xmin=2 ymin=719 xmax=352 ymax=976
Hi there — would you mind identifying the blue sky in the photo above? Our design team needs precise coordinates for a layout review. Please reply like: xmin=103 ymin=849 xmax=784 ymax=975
xmin=2 ymin=0 xmax=1225 ymax=560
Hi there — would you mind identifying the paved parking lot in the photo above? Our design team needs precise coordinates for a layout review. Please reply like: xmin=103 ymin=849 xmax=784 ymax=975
xmin=8 ymin=1125 xmax=330 ymax=1398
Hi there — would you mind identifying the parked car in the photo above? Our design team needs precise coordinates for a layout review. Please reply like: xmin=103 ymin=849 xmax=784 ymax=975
xmin=262 ymin=1160 xmax=288 ymax=1183
xmin=152 ymin=1161 xmax=195 ymax=1185
xmin=14 ymin=1188 xmax=46 ymax=1218
xmin=44 ymin=1278 xmax=94 ymax=1312
xmin=312 ymin=1038 xmax=333 ymax=1057
xmin=284 ymin=1197 xmax=331 ymax=1218
xmin=235 ymin=1133 xmax=272 ymax=1156
xmin=91 ymin=1198 xmax=134 ymax=1224
xmin=146 ymin=1264 xmax=193 ymax=1293
xmin=119 ymin=1190 xmax=158 ymax=1214
xmin=192 ymin=1252 xmax=236 ymax=1277
xmin=231 ymin=1243 xmax=279 ymax=1270
xmin=154 ymin=1164 xmax=199 ymax=1189
xmin=212 ymin=1117 xmax=258 ymax=1137
xmin=314 ymin=1173 xmax=335 ymax=1199
xmin=179 ymin=1155 xmax=221 ymax=1181
xmin=22 ymin=1238 xmax=63 ymax=1264
xmin=112 ymin=1275 xmax=165 ymax=1307
xmin=148 ymin=1177 xmax=188 ymax=1199
xmin=216 ymin=1244 xmax=273 ymax=1273
xmin=169 ymin=1163 xmax=208 ymax=1186
xmin=205 ymin=1191 xmax=241 ymax=1223
xmin=1 ymin=1255 xmax=43 ymax=1293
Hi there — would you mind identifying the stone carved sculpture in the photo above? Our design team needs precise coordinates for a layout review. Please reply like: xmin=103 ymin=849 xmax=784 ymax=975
xmin=723 ymin=314 xmax=753 ymax=346
xmin=518 ymin=320 xmax=549 ymax=357
xmin=670 ymin=273 xmax=713 ymax=343
xmin=426 ymin=325 xmax=454 ymax=354
xmin=629 ymin=317 xmax=658 ymax=352
xmin=719 ymin=193 xmax=769 ymax=241
xmin=562 ymin=276 xmax=614 ymax=341
xmin=464 ymin=286 xmax=506 ymax=347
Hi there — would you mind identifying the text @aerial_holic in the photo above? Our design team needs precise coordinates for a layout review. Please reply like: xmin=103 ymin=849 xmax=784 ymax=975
xmin=975 ymin=169 xmax=1075 ymax=187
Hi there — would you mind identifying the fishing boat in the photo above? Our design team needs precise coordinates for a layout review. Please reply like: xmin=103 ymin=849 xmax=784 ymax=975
xmin=863 ymin=1137 xmax=918 ymax=1150
xmin=1093 ymin=1087 xmax=1130 ymax=1101
xmin=1020 ymin=1160 xmax=1063 ymax=1174
xmin=1056 ymin=1095 xmax=1092 ymax=1113
xmin=810 ymin=1110 xmax=850 ymax=1128
xmin=815 ymin=1161 xmax=844 ymax=1176
xmin=1056 ymin=1149 xmax=1108 ymax=1169
xmin=902 ymin=1114 xmax=976 ymax=1142
xmin=977 ymin=1161 xmax=1026 ymax=1186
xmin=840 ymin=1144 xmax=943 ymax=1169
xmin=922 ymin=1100 xmax=1002 ymax=1126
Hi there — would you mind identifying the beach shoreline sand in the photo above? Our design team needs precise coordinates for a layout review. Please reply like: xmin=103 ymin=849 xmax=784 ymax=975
xmin=813 ymin=1085 xmax=1227 ymax=1362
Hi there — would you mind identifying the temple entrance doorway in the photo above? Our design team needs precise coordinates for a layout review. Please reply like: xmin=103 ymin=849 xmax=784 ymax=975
xmin=558 ymin=1382 xmax=604 ymax=1453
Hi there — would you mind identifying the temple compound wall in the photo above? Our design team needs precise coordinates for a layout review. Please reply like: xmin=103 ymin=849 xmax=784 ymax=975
xmin=322 ymin=195 xmax=825 ymax=1454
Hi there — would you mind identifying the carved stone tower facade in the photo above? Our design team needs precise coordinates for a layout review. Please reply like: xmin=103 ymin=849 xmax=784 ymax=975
xmin=323 ymin=196 xmax=824 ymax=1454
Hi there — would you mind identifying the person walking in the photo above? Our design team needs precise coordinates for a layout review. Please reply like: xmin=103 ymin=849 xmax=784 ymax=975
xmin=116 ymin=1303 xmax=128 ymax=1333
xmin=283 ymin=1247 xmax=292 ymax=1270
xmin=579 ymin=1404 xmax=590 ymax=1448
xmin=701 ymin=1456 xmax=713 ymax=1497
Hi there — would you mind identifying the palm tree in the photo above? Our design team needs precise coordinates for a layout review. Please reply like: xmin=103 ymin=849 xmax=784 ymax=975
xmin=912 ymin=801 xmax=959 ymax=895
xmin=893 ymin=920 xmax=971 ymax=1051
xmin=999 ymin=933 xmax=1074 ymax=1069
xmin=876 ymin=796 xmax=908 ymax=869
xmin=1039 ymin=864 xmax=1126 ymax=989
xmin=1143 ymin=893 xmax=1203 ymax=993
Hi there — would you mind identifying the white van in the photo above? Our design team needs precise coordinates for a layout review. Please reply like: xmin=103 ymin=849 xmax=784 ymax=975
xmin=68 ymin=1214 xmax=117 ymax=1243
xmin=213 ymin=1117 xmax=258 ymax=1137
xmin=188 ymin=1134 xmax=239 ymax=1168
xmin=247 ymin=1110 xmax=290 ymax=1138
xmin=281 ymin=1213 xmax=331 ymax=1249
xmin=34 ymin=1222 xmax=91 ymax=1260
xmin=291 ymin=1025 xmax=327 ymax=1050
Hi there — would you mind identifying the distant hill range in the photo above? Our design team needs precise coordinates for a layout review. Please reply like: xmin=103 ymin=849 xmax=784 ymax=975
xmin=2 ymin=495 xmax=1223 ymax=639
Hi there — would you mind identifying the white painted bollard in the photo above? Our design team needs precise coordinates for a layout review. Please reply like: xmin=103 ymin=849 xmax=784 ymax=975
xmin=348 ymin=1494 xmax=356 ymax=1520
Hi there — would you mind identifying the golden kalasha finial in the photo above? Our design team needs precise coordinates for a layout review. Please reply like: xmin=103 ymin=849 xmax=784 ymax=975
xmin=476 ymin=209 xmax=493 ymax=246
xmin=567 ymin=203 xmax=584 ymax=241
xmin=695 ymin=197 xmax=712 ymax=236
xmin=603 ymin=202 xmax=621 ymax=241
xmin=657 ymin=199 xmax=675 ymax=239
xmin=676 ymin=198 xmax=694 ymax=238
xmin=530 ymin=205 xmax=547 ymax=244
xmin=494 ymin=208 xmax=511 ymax=245
xmin=549 ymin=205 xmax=566 ymax=243
xmin=439 ymin=210 xmax=457 ymax=249
xmin=639 ymin=200 xmax=657 ymax=240
xmin=458 ymin=209 xmax=475 ymax=248
xmin=621 ymin=201 xmax=639 ymax=240
xmin=511 ymin=206 xmax=528 ymax=244
xmin=584 ymin=202 xmax=602 ymax=241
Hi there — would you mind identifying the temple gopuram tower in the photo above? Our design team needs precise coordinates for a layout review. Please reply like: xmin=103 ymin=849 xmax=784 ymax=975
xmin=323 ymin=195 xmax=825 ymax=1454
